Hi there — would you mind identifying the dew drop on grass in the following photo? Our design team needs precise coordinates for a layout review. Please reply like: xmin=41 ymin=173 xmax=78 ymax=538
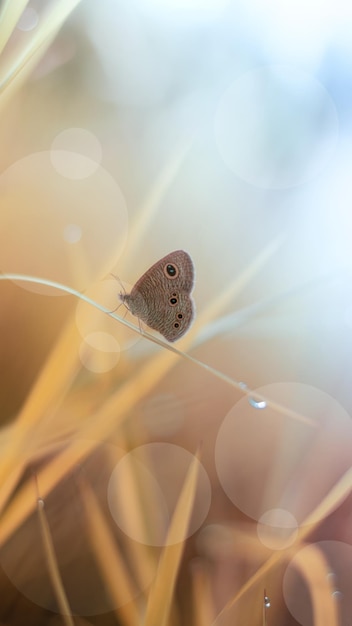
xmin=264 ymin=595 xmax=271 ymax=608
xmin=332 ymin=590 xmax=343 ymax=600
xmin=248 ymin=396 xmax=267 ymax=409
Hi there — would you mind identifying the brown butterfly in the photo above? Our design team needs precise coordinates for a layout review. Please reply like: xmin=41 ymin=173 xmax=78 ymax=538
xmin=119 ymin=250 xmax=195 ymax=342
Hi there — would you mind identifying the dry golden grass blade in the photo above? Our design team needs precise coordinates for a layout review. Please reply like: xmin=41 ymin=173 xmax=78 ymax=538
xmin=0 ymin=343 xmax=187 ymax=546
xmin=303 ymin=466 xmax=352 ymax=526
xmin=0 ymin=0 xmax=29 ymax=54
xmin=211 ymin=548 xmax=286 ymax=625
xmin=30 ymin=0 xmax=82 ymax=49
xmin=0 ymin=273 xmax=317 ymax=547
xmin=1 ymin=234 xmax=293 ymax=453
xmin=104 ymin=444 xmax=158 ymax=592
xmin=0 ymin=36 xmax=51 ymax=111
xmin=0 ymin=0 xmax=81 ymax=110
xmin=0 ymin=237 xmax=315 ymax=542
xmin=0 ymin=333 xmax=194 ymax=544
xmin=0 ymin=320 xmax=82 ymax=496
xmin=191 ymin=559 xmax=214 ymax=626
xmin=79 ymin=475 xmax=143 ymax=626
xmin=211 ymin=466 xmax=352 ymax=625
xmin=109 ymin=444 xmax=162 ymax=548
xmin=143 ymin=450 xmax=201 ymax=626
xmin=0 ymin=460 xmax=26 ymax=517
xmin=290 ymin=544 xmax=339 ymax=626
xmin=0 ymin=439 xmax=90 ymax=547
xmin=36 ymin=489 xmax=75 ymax=626
xmin=13 ymin=320 xmax=81 ymax=430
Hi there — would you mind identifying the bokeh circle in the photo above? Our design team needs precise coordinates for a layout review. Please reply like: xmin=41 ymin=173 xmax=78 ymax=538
xmin=108 ymin=443 xmax=211 ymax=546
xmin=17 ymin=7 xmax=39 ymax=31
xmin=257 ymin=508 xmax=298 ymax=550
xmin=283 ymin=540 xmax=352 ymax=626
xmin=50 ymin=128 xmax=103 ymax=179
xmin=0 ymin=151 xmax=128 ymax=295
xmin=0 ymin=441 xmax=156 ymax=615
xmin=75 ymin=278 xmax=143 ymax=353
xmin=79 ymin=331 xmax=121 ymax=373
xmin=215 ymin=382 xmax=352 ymax=525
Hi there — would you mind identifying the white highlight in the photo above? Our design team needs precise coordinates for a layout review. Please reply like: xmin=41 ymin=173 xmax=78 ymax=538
xmin=63 ymin=224 xmax=82 ymax=243
xmin=17 ymin=7 xmax=39 ymax=32
xmin=257 ymin=508 xmax=298 ymax=550
xmin=50 ymin=128 xmax=102 ymax=179
xmin=79 ymin=332 xmax=121 ymax=373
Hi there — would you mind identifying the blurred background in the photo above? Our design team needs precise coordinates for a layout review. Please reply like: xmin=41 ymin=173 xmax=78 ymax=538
xmin=0 ymin=0 xmax=352 ymax=624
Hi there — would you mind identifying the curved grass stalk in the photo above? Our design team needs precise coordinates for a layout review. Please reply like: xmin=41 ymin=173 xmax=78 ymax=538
xmin=211 ymin=466 xmax=352 ymax=625
xmin=0 ymin=271 xmax=316 ymax=425
xmin=0 ymin=0 xmax=82 ymax=109
xmin=290 ymin=544 xmax=339 ymax=626
xmin=0 ymin=240 xmax=317 ymax=548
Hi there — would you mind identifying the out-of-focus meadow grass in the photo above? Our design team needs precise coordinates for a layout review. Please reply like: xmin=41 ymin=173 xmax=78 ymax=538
xmin=1 ymin=1 xmax=352 ymax=625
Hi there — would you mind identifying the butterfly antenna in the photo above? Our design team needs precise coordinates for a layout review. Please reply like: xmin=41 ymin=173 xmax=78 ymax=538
xmin=110 ymin=272 xmax=126 ymax=296
xmin=106 ymin=272 xmax=129 ymax=315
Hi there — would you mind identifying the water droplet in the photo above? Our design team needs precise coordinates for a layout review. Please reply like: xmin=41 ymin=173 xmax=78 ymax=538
xmin=248 ymin=396 xmax=267 ymax=409
xmin=37 ymin=498 xmax=45 ymax=509
xmin=264 ymin=595 xmax=271 ymax=608
xmin=239 ymin=381 xmax=248 ymax=390
xmin=332 ymin=590 xmax=343 ymax=600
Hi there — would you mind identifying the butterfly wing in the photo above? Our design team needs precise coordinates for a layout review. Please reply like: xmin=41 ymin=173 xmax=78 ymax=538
xmin=159 ymin=292 xmax=194 ymax=342
xmin=132 ymin=250 xmax=194 ymax=293
xmin=127 ymin=250 xmax=195 ymax=341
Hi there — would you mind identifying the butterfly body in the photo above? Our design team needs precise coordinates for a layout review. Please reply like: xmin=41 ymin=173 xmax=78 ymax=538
xmin=119 ymin=250 xmax=194 ymax=342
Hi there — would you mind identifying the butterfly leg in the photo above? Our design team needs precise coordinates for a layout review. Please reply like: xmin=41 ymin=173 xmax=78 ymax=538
xmin=105 ymin=301 xmax=124 ymax=315
xmin=137 ymin=316 xmax=146 ymax=337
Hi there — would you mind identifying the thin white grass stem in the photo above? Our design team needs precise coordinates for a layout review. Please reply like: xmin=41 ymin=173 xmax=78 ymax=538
xmin=0 ymin=273 xmax=316 ymax=427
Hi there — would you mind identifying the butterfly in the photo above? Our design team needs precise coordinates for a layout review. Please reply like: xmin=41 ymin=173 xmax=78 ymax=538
xmin=119 ymin=250 xmax=195 ymax=342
